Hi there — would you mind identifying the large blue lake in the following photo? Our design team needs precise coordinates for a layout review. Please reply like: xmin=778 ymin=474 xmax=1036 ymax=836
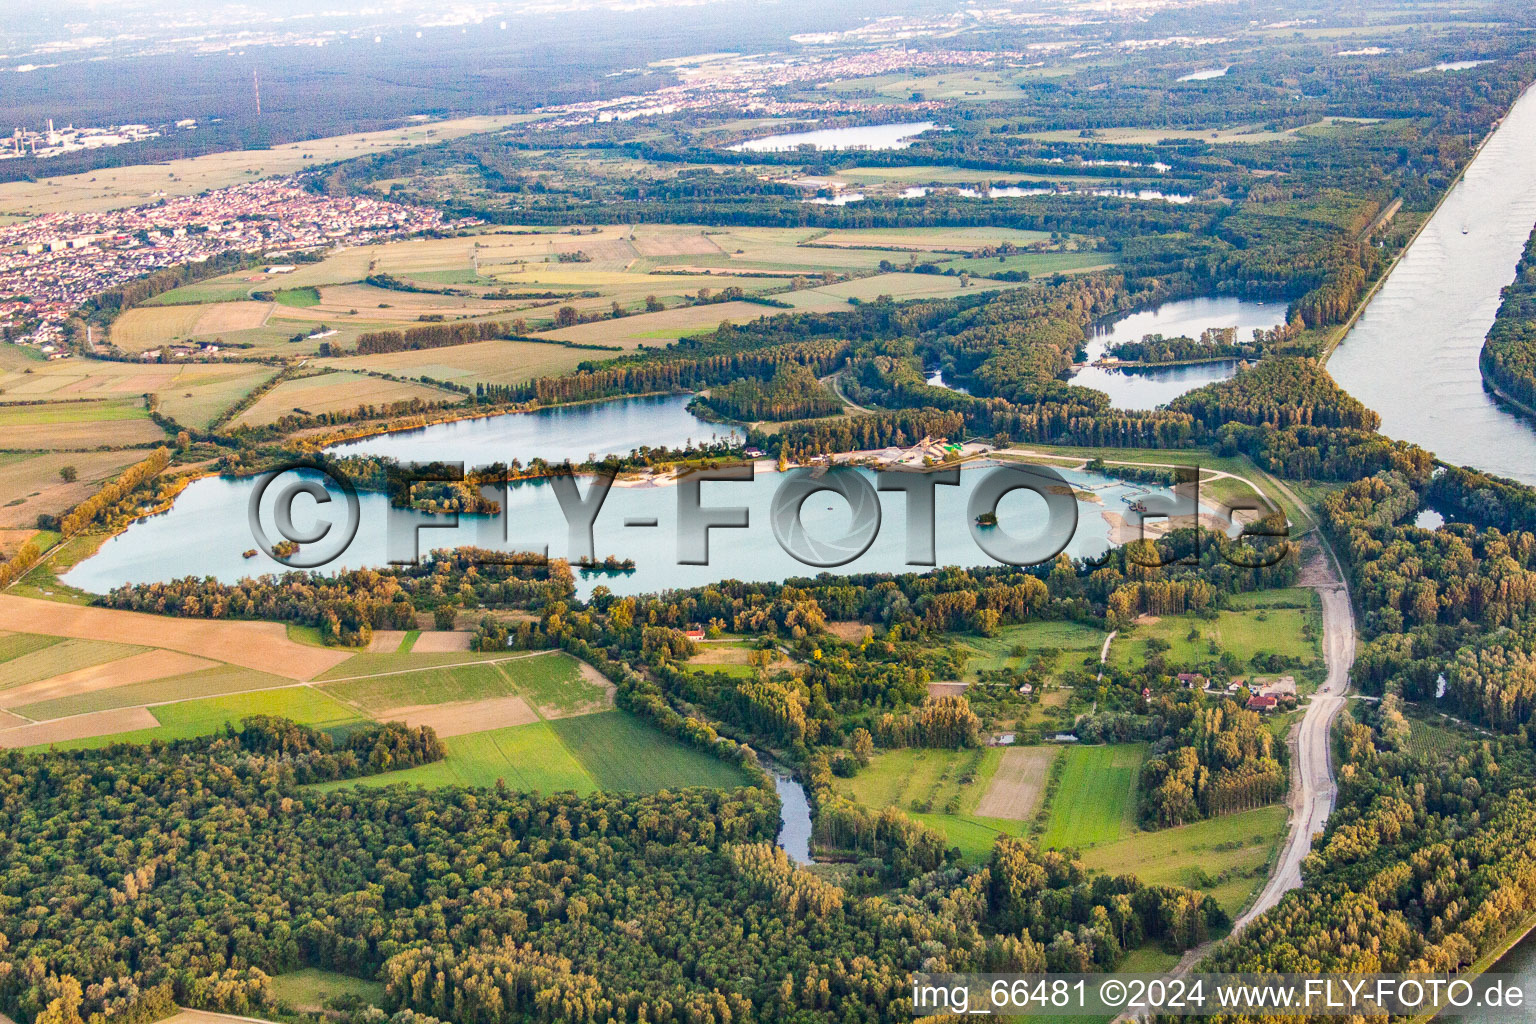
xmin=66 ymin=393 xmax=1222 ymax=598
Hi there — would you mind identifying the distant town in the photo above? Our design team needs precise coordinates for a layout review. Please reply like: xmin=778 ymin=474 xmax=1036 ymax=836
xmin=0 ymin=180 xmax=475 ymax=351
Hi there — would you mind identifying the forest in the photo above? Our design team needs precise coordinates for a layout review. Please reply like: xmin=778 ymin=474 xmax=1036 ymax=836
xmin=0 ymin=716 xmax=1224 ymax=1024
xmin=1479 ymin=223 xmax=1536 ymax=408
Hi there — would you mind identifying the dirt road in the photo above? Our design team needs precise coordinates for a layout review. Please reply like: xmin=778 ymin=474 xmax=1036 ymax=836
xmin=1233 ymin=542 xmax=1354 ymax=929
xmin=1116 ymin=535 xmax=1355 ymax=1014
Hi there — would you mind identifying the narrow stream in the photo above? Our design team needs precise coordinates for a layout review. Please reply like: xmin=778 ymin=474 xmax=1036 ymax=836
xmin=772 ymin=773 xmax=815 ymax=864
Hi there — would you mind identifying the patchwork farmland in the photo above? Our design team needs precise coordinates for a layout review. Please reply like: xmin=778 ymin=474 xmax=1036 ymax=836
xmin=0 ymin=614 xmax=746 ymax=797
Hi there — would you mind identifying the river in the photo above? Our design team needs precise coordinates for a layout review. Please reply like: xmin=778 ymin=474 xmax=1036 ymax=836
xmin=1321 ymin=82 xmax=1536 ymax=1019
xmin=1328 ymin=81 xmax=1536 ymax=486
xmin=1443 ymin=927 xmax=1536 ymax=1023
xmin=772 ymin=773 xmax=815 ymax=863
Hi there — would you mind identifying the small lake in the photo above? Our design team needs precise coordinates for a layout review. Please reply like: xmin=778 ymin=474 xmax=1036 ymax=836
xmin=1415 ymin=59 xmax=1492 ymax=72
xmin=327 ymin=393 xmax=735 ymax=466
xmin=1178 ymin=66 xmax=1231 ymax=81
xmin=66 ymin=457 xmax=1226 ymax=600
xmin=927 ymin=366 xmax=968 ymax=393
xmin=1067 ymin=296 xmax=1286 ymax=409
xmin=898 ymin=185 xmax=1194 ymax=204
xmin=730 ymin=121 xmax=937 ymax=152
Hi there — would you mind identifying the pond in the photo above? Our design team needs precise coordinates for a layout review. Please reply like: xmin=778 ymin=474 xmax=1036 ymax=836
xmin=66 ymin=453 xmax=1230 ymax=601
xmin=730 ymin=121 xmax=938 ymax=152
xmin=1178 ymin=66 xmax=1231 ymax=81
xmin=1414 ymin=59 xmax=1493 ymax=72
xmin=927 ymin=366 xmax=968 ymax=393
xmin=772 ymin=772 xmax=815 ymax=863
xmin=1067 ymin=296 xmax=1286 ymax=409
xmin=897 ymin=185 xmax=1194 ymax=203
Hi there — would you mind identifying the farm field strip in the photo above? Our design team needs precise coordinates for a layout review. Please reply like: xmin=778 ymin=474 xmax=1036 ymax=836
xmin=1076 ymin=805 xmax=1289 ymax=917
xmin=231 ymin=371 xmax=461 ymax=428
xmin=0 ymin=638 xmax=146 ymax=691
xmin=1040 ymin=743 xmax=1146 ymax=849
xmin=0 ymin=649 xmax=215 ymax=710
xmin=0 ymin=595 xmax=353 ymax=679
xmin=10 ymin=665 xmax=299 ymax=722
xmin=974 ymin=746 xmax=1059 ymax=820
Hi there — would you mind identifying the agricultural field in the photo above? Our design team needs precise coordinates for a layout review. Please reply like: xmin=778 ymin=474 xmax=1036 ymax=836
xmin=11 ymin=664 xmax=294 ymax=722
xmin=0 ymin=620 xmax=742 ymax=796
xmin=319 ymin=650 xmax=611 ymax=724
xmin=28 ymin=687 xmax=363 ymax=750
xmin=319 ymin=708 xmax=748 ymax=794
xmin=1107 ymin=597 xmax=1322 ymax=676
xmin=832 ymin=745 xmax=1050 ymax=864
xmin=544 ymin=300 xmax=778 ymax=347
xmin=0 ymin=449 xmax=147 ymax=528
xmin=508 ymin=652 xmax=614 ymax=717
xmin=315 ymin=339 xmax=594 ymax=388
xmin=110 ymin=301 xmax=273 ymax=350
xmin=331 ymin=719 xmax=596 ymax=792
xmin=0 ymin=353 xmax=278 ymax=429
xmin=975 ymin=251 xmax=1117 ymax=276
xmin=230 ymin=370 xmax=460 ymax=427
xmin=1076 ymin=805 xmax=1288 ymax=918
xmin=0 ymin=637 xmax=144 ymax=689
xmin=0 ymin=594 xmax=352 ymax=678
xmin=0 ymin=397 xmax=167 ymax=449
xmin=320 ymin=659 xmax=520 ymax=711
xmin=548 ymin=711 xmax=751 ymax=791
xmin=808 ymin=226 xmax=1055 ymax=252
xmin=1405 ymin=710 xmax=1475 ymax=757
xmin=974 ymin=745 xmax=1059 ymax=820
xmin=0 ymin=114 xmax=536 ymax=217
xmin=1039 ymin=743 xmax=1146 ymax=850
xmin=103 ymin=223 xmax=1071 ymax=363
xmin=0 ymin=631 xmax=63 ymax=663
xmin=958 ymin=619 xmax=1105 ymax=680
xmin=270 ymin=969 xmax=387 ymax=1013
xmin=315 ymin=648 xmax=514 ymax=678
xmin=683 ymin=639 xmax=794 ymax=679
xmin=785 ymin=272 xmax=1032 ymax=306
